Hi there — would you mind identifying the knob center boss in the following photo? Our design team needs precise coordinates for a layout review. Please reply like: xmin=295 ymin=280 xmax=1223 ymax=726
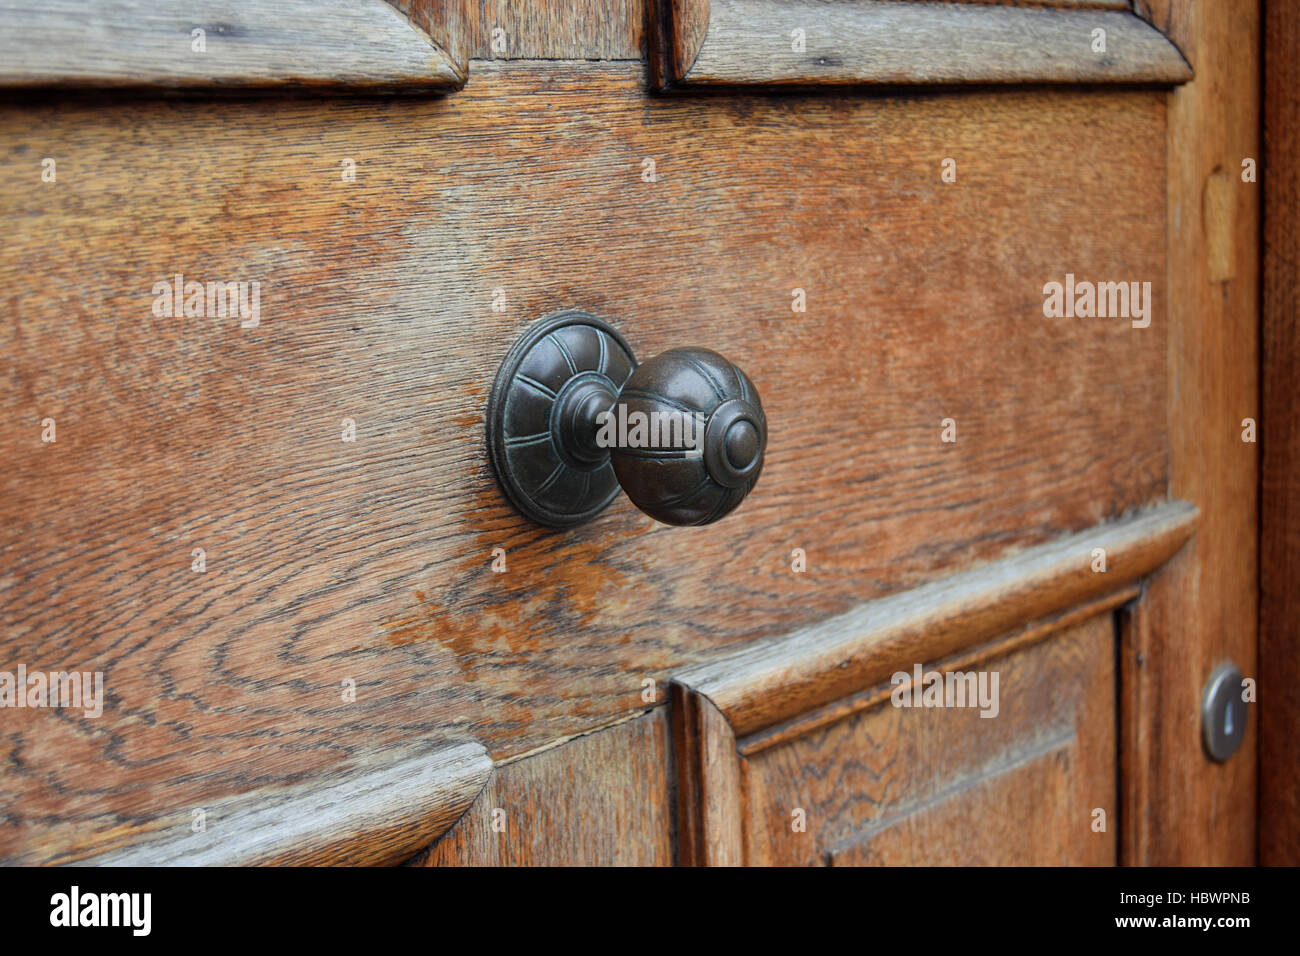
xmin=486 ymin=311 xmax=766 ymax=528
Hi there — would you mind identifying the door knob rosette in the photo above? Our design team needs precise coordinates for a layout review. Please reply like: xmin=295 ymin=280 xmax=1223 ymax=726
xmin=486 ymin=311 xmax=766 ymax=528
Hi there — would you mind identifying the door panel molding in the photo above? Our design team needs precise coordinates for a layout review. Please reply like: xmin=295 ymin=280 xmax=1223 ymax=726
xmin=739 ymin=585 xmax=1141 ymax=757
xmin=0 ymin=0 xmax=468 ymax=93
xmin=650 ymin=0 xmax=1192 ymax=90
xmin=675 ymin=501 xmax=1197 ymax=739
xmin=672 ymin=686 xmax=746 ymax=866
xmin=57 ymin=739 xmax=492 ymax=867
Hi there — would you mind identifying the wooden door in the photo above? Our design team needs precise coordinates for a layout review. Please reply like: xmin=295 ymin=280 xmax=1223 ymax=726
xmin=0 ymin=0 xmax=1260 ymax=866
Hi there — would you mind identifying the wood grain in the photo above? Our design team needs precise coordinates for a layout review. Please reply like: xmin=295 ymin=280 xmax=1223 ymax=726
xmin=1203 ymin=171 xmax=1236 ymax=282
xmin=83 ymin=739 xmax=488 ymax=866
xmin=0 ymin=65 xmax=1173 ymax=864
xmin=652 ymin=0 xmax=1191 ymax=89
xmin=1118 ymin=0 xmax=1260 ymax=866
xmin=0 ymin=0 xmax=467 ymax=92
xmin=412 ymin=710 xmax=672 ymax=865
xmin=675 ymin=502 xmax=1195 ymax=737
xmin=830 ymin=738 xmax=1093 ymax=865
xmin=749 ymin=614 xmax=1117 ymax=865
xmin=465 ymin=0 xmax=645 ymax=59
xmin=1261 ymin=0 xmax=1300 ymax=867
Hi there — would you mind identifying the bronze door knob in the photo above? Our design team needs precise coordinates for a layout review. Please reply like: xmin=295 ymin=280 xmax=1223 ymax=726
xmin=487 ymin=311 xmax=766 ymax=528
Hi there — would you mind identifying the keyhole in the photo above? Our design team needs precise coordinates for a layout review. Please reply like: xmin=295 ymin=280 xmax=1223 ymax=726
xmin=1203 ymin=664 xmax=1245 ymax=763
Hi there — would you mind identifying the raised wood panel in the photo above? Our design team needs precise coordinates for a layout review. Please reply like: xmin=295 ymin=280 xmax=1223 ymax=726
xmin=828 ymin=735 xmax=1103 ymax=866
xmin=1 ymin=66 xmax=1173 ymax=864
xmin=651 ymin=0 xmax=1191 ymax=89
xmin=748 ymin=614 xmax=1117 ymax=865
xmin=1260 ymin=0 xmax=1300 ymax=867
xmin=0 ymin=0 xmax=467 ymax=92
xmin=412 ymin=710 xmax=672 ymax=865
xmin=671 ymin=505 xmax=1192 ymax=864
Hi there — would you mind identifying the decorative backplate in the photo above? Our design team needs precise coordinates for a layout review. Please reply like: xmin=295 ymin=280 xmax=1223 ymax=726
xmin=486 ymin=311 xmax=637 ymax=528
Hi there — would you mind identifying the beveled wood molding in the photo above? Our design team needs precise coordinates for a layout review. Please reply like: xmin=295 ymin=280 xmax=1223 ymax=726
xmin=650 ymin=0 xmax=1192 ymax=90
xmin=55 ymin=739 xmax=491 ymax=867
xmin=0 ymin=0 xmax=468 ymax=94
xmin=675 ymin=501 xmax=1198 ymax=740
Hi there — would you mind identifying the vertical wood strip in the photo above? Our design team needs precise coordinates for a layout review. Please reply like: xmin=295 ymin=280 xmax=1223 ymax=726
xmin=1260 ymin=0 xmax=1300 ymax=866
xmin=463 ymin=0 xmax=645 ymax=59
xmin=671 ymin=685 xmax=745 ymax=865
xmin=1122 ymin=0 xmax=1260 ymax=865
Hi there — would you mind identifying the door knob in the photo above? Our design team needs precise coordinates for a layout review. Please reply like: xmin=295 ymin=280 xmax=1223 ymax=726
xmin=487 ymin=311 xmax=766 ymax=528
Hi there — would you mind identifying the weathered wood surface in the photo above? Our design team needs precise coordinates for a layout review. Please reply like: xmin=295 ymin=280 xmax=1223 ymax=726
xmin=1260 ymin=0 xmax=1300 ymax=868
xmin=0 ymin=0 xmax=467 ymax=92
xmin=823 ymin=623 xmax=1115 ymax=866
xmin=413 ymin=710 xmax=672 ymax=865
xmin=1118 ymin=0 xmax=1260 ymax=866
xmin=652 ymin=0 xmax=1191 ymax=89
xmin=0 ymin=65 xmax=1172 ymax=863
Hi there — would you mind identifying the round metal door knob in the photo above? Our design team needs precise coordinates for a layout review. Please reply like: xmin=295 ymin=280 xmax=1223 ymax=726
xmin=486 ymin=311 xmax=767 ymax=528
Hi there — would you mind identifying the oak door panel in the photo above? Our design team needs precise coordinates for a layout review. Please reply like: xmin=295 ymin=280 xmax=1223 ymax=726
xmin=0 ymin=65 xmax=1174 ymax=863
xmin=829 ymin=736 xmax=1099 ymax=866
xmin=749 ymin=614 xmax=1116 ymax=866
